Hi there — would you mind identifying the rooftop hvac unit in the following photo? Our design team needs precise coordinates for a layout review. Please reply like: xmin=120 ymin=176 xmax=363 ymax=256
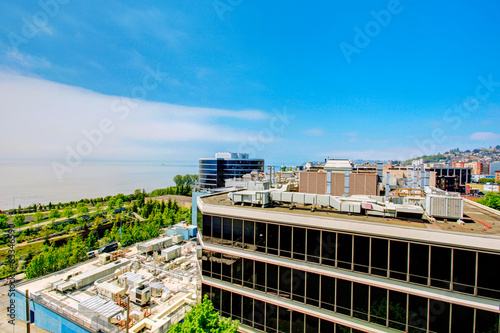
xmin=130 ymin=285 xmax=151 ymax=305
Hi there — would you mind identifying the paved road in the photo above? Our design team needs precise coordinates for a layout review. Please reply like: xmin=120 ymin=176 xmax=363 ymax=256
xmin=0 ymin=277 xmax=51 ymax=333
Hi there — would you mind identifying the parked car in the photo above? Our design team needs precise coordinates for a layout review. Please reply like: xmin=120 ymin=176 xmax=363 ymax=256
xmin=98 ymin=241 xmax=118 ymax=254
xmin=87 ymin=251 xmax=96 ymax=259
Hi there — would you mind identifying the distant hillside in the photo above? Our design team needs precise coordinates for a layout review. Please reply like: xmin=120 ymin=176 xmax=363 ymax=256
xmin=403 ymin=145 xmax=500 ymax=165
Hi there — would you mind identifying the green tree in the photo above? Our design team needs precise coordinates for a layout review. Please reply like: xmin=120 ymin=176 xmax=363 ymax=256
xmin=76 ymin=203 xmax=89 ymax=217
xmin=0 ymin=214 xmax=8 ymax=229
xmin=478 ymin=192 xmax=500 ymax=210
xmin=116 ymin=198 xmax=124 ymax=209
xmin=173 ymin=174 xmax=183 ymax=187
xmin=13 ymin=214 xmax=26 ymax=230
xmin=34 ymin=212 xmax=44 ymax=227
xmin=95 ymin=202 xmax=103 ymax=214
xmin=168 ymin=295 xmax=239 ymax=333
xmin=62 ymin=207 xmax=73 ymax=219
xmin=48 ymin=209 xmax=60 ymax=219
xmin=107 ymin=197 xmax=116 ymax=211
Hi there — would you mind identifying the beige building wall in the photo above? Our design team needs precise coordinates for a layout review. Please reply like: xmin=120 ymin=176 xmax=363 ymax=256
xmin=298 ymin=172 xmax=327 ymax=194
xmin=349 ymin=173 xmax=378 ymax=195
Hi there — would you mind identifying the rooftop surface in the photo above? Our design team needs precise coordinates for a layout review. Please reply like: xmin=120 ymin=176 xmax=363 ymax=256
xmin=200 ymin=193 xmax=500 ymax=238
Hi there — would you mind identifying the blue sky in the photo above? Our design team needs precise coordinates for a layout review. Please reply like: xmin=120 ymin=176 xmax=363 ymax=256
xmin=1 ymin=1 xmax=500 ymax=166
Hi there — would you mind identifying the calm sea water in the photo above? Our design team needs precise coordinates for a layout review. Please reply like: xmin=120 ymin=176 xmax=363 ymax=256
xmin=0 ymin=162 xmax=198 ymax=210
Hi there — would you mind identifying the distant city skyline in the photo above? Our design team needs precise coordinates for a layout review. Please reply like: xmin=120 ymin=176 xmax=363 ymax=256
xmin=1 ymin=1 xmax=500 ymax=166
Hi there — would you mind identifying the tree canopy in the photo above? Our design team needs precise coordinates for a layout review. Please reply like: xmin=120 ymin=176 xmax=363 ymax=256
xmin=478 ymin=192 xmax=500 ymax=211
xmin=168 ymin=295 xmax=239 ymax=333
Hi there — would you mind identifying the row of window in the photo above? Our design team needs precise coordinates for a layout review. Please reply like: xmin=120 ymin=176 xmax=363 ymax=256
xmin=202 ymin=284 xmax=358 ymax=333
xmin=201 ymin=215 xmax=500 ymax=300
xmin=202 ymin=254 xmax=500 ymax=333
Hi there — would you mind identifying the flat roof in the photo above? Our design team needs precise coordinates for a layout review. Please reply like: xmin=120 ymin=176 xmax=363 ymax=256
xmin=199 ymin=193 xmax=500 ymax=249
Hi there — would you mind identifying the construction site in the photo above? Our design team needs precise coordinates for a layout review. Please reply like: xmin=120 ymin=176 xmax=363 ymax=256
xmin=13 ymin=233 xmax=201 ymax=333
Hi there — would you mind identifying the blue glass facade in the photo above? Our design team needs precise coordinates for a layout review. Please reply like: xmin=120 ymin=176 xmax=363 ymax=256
xmin=199 ymin=157 xmax=264 ymax=189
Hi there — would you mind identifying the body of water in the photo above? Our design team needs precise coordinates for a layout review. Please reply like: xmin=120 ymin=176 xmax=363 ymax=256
xmin=0 ymin=162 xmax=198 ymax=210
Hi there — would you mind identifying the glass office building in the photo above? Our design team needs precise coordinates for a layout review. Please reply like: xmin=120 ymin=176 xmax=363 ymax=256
xmin=197 ymin=192 xmax=500 ymax=333
xmin=199 ymin=152 xmax=265 ymax=189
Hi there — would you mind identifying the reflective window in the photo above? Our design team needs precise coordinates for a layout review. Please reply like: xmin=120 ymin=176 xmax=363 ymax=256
xmin=279 ymin=266 xmax=292 ymax=299
xmin=233 ymin=219 xmax=243 ymax=247
xmin=337 ymin=233 xmax=352 ymax=270
xmin=369 ymin=286 xmax=387 ymax=326
xmin=279 ymin=307 xmax=291 ymax=333
xmin=408 ymin=295 xmax=427 ymax=333
xmin=429 ymin=300 xmax=449 ymax=333
xmin=306 ymin=272 xmax=320 ymax=307
xmin=430 ymin=246 xmax=451 ymax=289
xmin=409 ymin=243 xmax=429 ymax=285
xmin=477 ymin=252 xmax=500 ymax=300
xmin=291 ymin=311 xmax=304 ymax=333
xmin=280 ymin=225 xmax=292 ymax=258
xmin=254 ymin=300 xmax=265 ymax=331
xmin=321 ymin=231 xmax=336 ymax=267
xmin=321 ymin=275 xmax=335 ymax=312
xmin=243 ymin=220 xmax=254 ymax=249
xmin=371 ymin=238 xmax=388 ymax=277
xmin=336 ymin=279 xmax=351 ymax=316
xmin=267 ymin=223 xmax=279 ymax=255
xmin=255 ymin=222 xmax=267 ymax=253
xmin=354 ymin=236 xmax=370 ymax=273
xmin=292 ymin=269 xmax=305 ymax=303
xmin=453 ymin=249 xmax=475 ymax=294
xmin=212 ymin=216 xmax=221 ymax=244
xmin=353 ymin=282 xmax=369 ymax=321
xmin=293 ymin=227 xmax=306 ymax=261
xmin=267 ymin=263 xmax=279 ymax=295
xmin=307 ymin=229 xmax=321 ymax=263
xmin=388 ymin=291 xmax=407 ymax=331
xmin=390 ymin=241 xmax=408 ymax=281
xmin=222 ymin=218 xmax=232 ymax=246
xmin=266 ymin=303 xmax=278 ymax=333
xmin=231 ymin=293 xmax=241 ymax=321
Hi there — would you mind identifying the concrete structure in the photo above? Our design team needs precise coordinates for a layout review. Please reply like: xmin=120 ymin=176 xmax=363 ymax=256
xmin=298 ymin=171 xmax=328 ymax=194
xmin=198 ymin=191 xmax=500 ymax=333
xmin=161 ymin=245 xmax=182 ymax=261
xmin=489 ymin=161 xmax=500 ymax=176
xmin=166 ymin=223 xmax=197 ymax=240
xmin=13 ymin=238 xmax=200 ymax=333
xmin=199 ymin=152 xmax=264 ymax=190
xmin=427 ymin=166 xmax=471 ymax=193
xmin=465 ymin=161 xmax=489 ymax=175
xmin=170 ymin=233 xmax=183 ymax=244
xmin=467 ymin=183 xmax=500 ymax=193
xmin=136 ymin=236 xmax=172 ymax=253
xmin=496 ymin=170 xmax=500 ymax=183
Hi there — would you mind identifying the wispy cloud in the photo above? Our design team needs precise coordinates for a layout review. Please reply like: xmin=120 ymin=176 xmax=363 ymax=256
xmin=469 ymin=132 xmax=500 ymax=141
xmin=0 ymin=72 xmax=271 ymax=161
xmin=302 ymin=128 xmax=323 ymax=137
xmin=4 ymin=49 xmax=50 ymax=68
xmin=343 ymin=131 xmax=359 ymax=143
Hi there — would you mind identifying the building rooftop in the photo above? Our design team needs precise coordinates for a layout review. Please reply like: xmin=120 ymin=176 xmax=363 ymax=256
xmin=200 ymin=193 xmax=500 ymax=240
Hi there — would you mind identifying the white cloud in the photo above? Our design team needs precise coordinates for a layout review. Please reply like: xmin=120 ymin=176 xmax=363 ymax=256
xmin=0 ymin=72 xmax=270 ymax=161
xmin=4 ymin=49 xmax=50 ymax=68
xmin=469 ymin=132 xmax=500 ymax=141
xmin=302 ymin=128 xmax=323 ymax=137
